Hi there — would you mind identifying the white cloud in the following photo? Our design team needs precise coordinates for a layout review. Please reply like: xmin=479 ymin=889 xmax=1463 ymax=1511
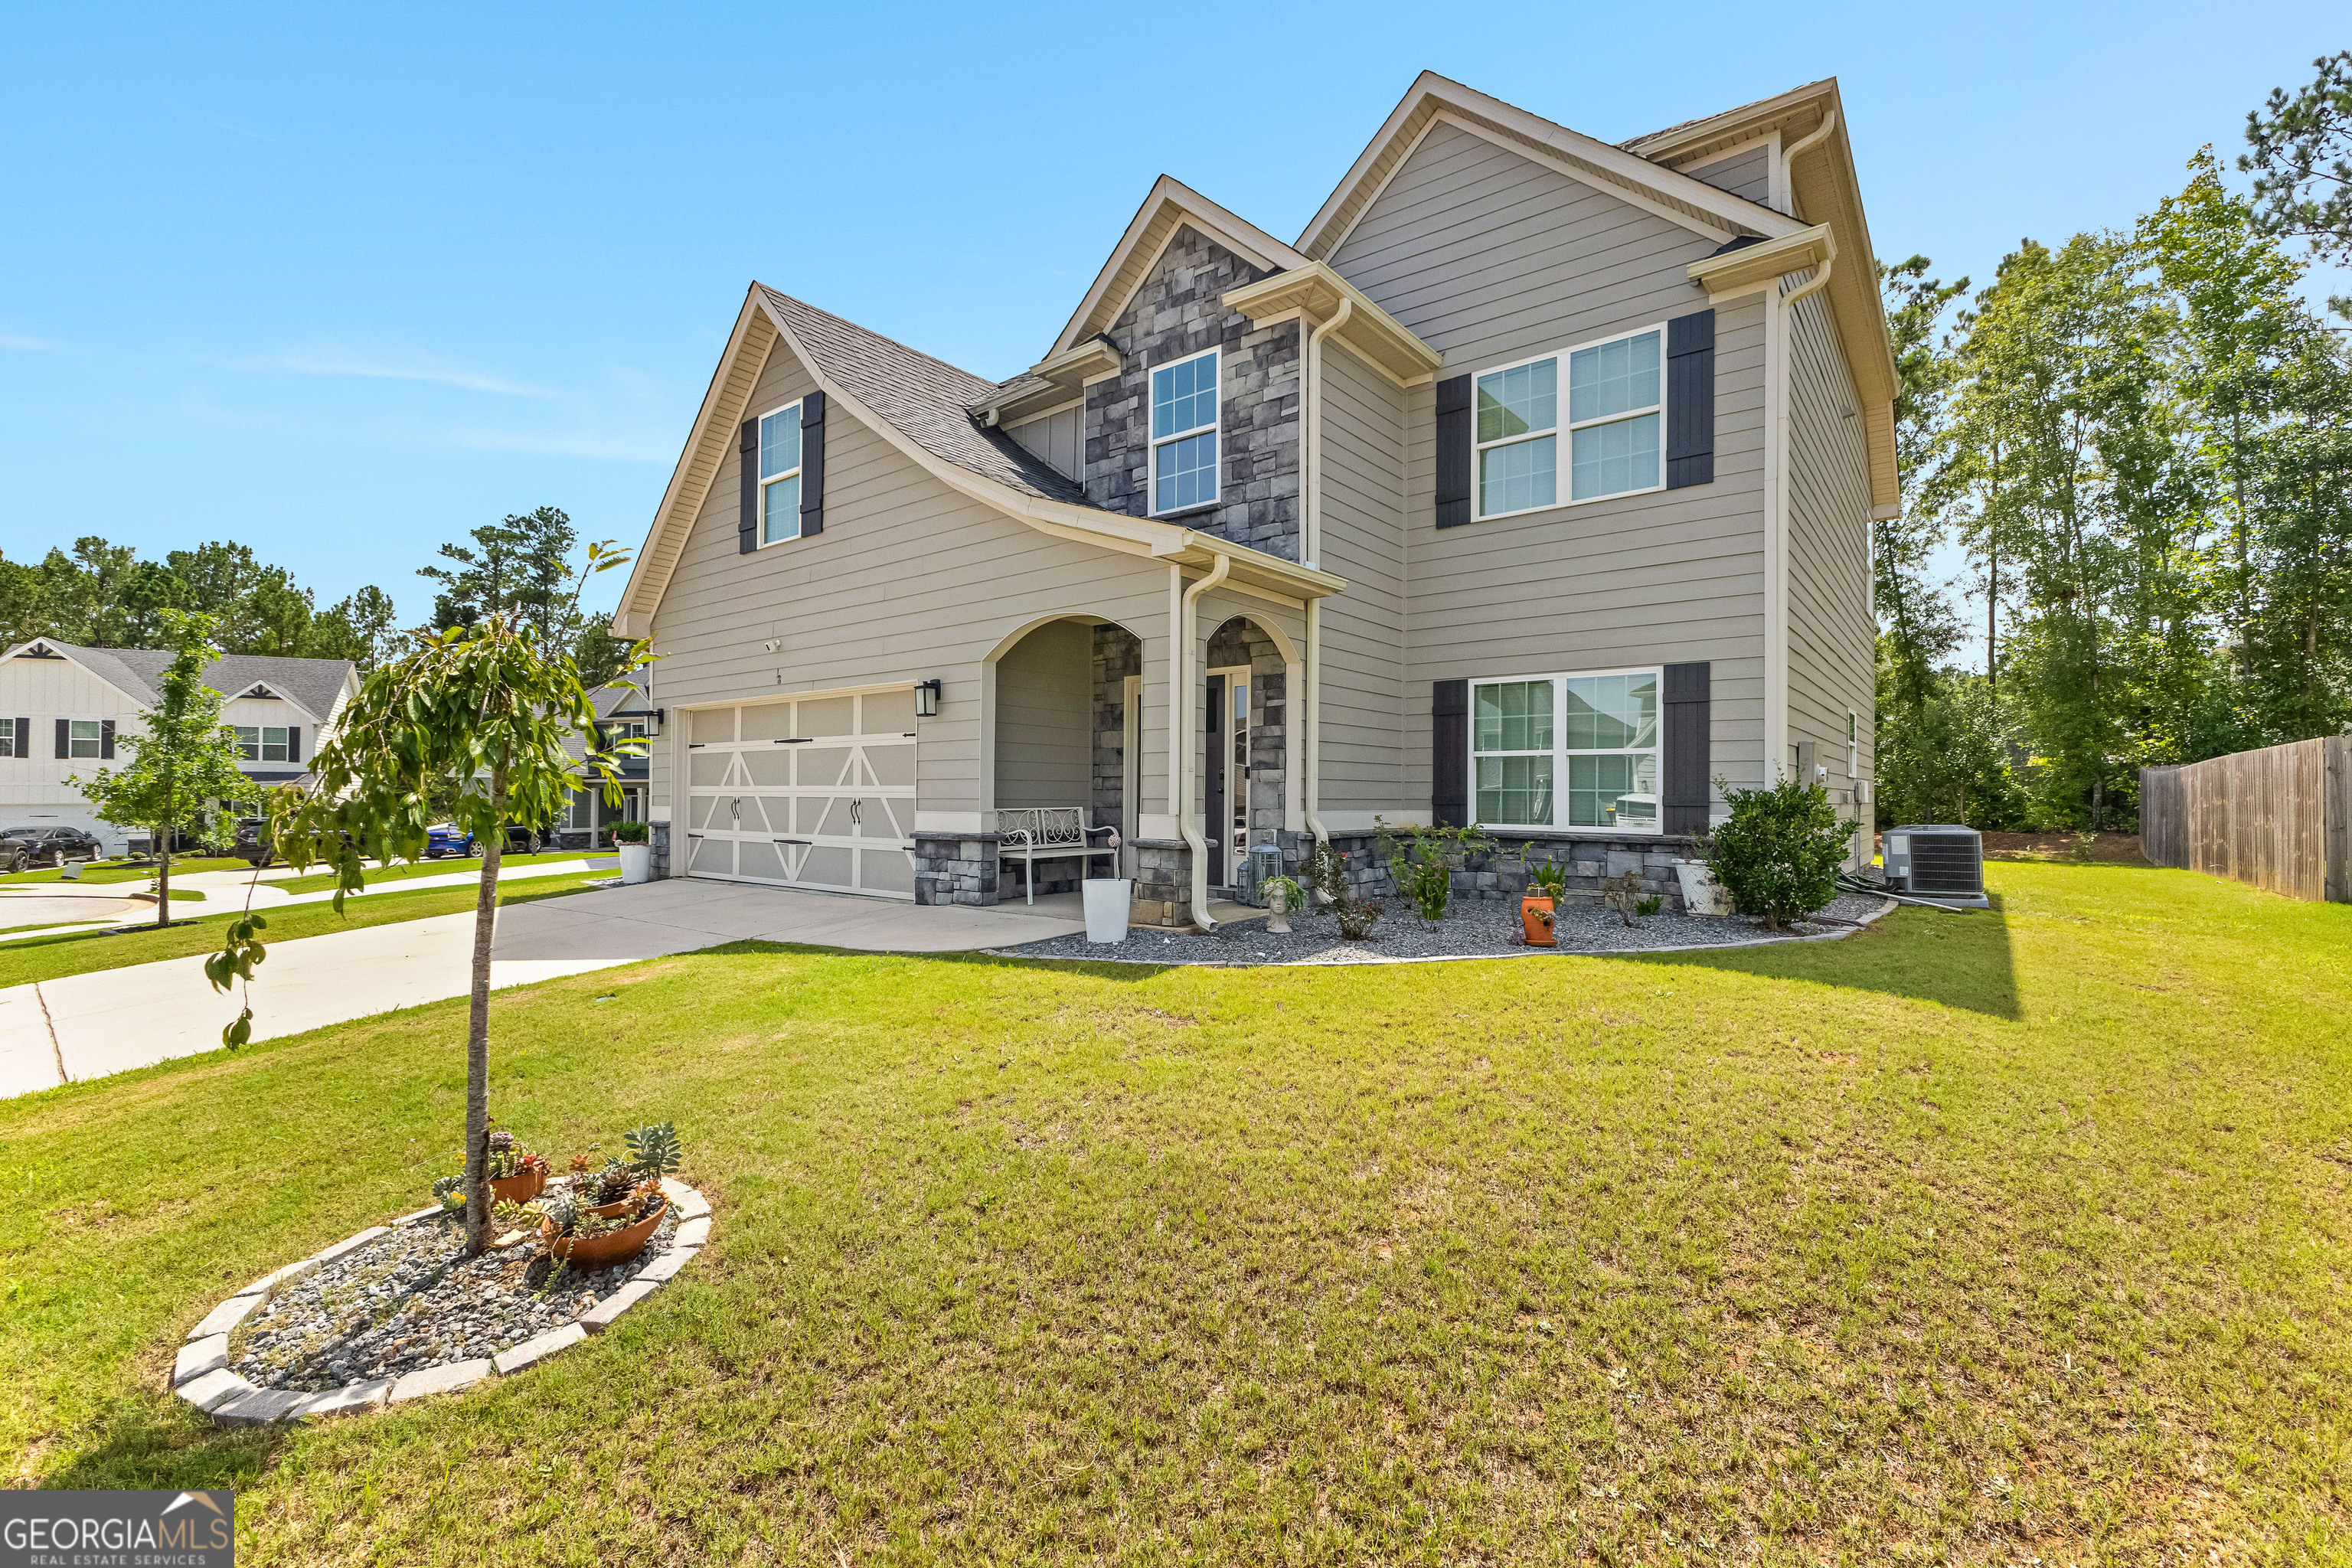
xmin=0 ymin=333 xmax=58 ymax=351
xmin=221 ymin=349 xmax=554 ymax=398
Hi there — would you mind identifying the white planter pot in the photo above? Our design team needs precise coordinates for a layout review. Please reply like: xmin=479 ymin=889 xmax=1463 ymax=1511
xmin=1674 ymin=859 xmax=1728 ymax=916
xmin=1083 ymin=877 xmax=1134 ymax=943
xmin=617 ymin=842 xmax=652 ymax=886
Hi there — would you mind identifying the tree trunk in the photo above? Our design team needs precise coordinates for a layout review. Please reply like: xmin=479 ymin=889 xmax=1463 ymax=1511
xmin=155 ymin=828 xmax=172 ymax=930
xmin=462 ymin=771 xmax=508 ymax=1257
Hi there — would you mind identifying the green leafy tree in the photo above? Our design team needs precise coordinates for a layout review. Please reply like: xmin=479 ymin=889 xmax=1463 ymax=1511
xmin=74 ymin=610 xmax=251 ymax=928
xmin=420 ymin=505 xmax=629 ymax=688
xmin=1705 ymin=776 xmax=1855 ymax=930
xmin=2241 ymin=51 xmax=2352 ymax=318
xmin=248 ymin=543 xmax=646 ymax=1255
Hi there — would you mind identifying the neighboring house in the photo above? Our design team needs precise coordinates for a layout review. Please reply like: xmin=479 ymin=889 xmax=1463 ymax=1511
xmin=0 ymin=639 xmax=359 ymax=853
xmin=550 ymin=683 xmax=655 ymax=850
xmin=611 ymin=73 xmax=1890 ymax=923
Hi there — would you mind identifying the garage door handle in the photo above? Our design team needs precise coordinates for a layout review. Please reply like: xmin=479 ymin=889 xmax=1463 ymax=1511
xmin=850 ymin=801 xmax=861 ymax=825
xmin=773 ymin=837 xmax=808 ymax=845
xmin=778 ymin=737 xmax=812 ymax=744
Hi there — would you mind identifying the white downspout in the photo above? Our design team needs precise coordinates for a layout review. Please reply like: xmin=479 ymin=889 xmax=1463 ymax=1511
xmin=1301 ymin=296 xmax=1351 ymax=847
xmin=1178 ymin=551 xmax=1232 ymax=928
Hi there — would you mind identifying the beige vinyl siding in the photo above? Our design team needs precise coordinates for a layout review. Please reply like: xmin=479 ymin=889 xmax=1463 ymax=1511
xmin=646 ymin=339 xmax=1177 ymax=828
xmin=1315 ymin=338 xmax=1410 ymax=816
xmin=1329 ymin=118 xmax=1772 ymax=818
xmin=1784 ymin=284 xmax=1877 ymax=791
xmin=1685 ymin=144 xmax=1771 ymax=206
xmin=992 ymin=619 xmax=1092 ymax=808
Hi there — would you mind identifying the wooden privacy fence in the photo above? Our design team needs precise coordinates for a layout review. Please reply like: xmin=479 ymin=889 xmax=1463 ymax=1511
xmin=2141 ymin=736 xmax=2350 ymax=903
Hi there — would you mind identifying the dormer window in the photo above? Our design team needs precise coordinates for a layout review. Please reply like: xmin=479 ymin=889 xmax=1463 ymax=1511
xmin=1148 ymin=349 xmax=1219 ymax=515
xmin=235 ymin=726 xmax=291 ymax=763
xmin=758 ymin=402 xmax=804 ymax=545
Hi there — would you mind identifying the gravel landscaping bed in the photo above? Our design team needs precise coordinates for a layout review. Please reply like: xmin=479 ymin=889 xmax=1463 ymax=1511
xmin=229 ymin=1193 xmax=681 ymax=1393
xmin=988 ymin=890 xmax=1893 ymax=967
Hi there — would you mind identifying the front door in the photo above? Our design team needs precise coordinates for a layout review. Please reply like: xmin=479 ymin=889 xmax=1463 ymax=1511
xmin=1204 ymin=665 xmax=1250 ymax=887
xmin=683 ymin=688 xmax=918 ymax=898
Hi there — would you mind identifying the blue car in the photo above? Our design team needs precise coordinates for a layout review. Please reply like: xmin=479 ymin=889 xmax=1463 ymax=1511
xmin=423 ymin=823 xmax=479 ymax=859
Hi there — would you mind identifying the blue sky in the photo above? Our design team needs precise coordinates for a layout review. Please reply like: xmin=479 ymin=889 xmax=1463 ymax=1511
xmin=3 ymin=2 xmax=2344 ymax=627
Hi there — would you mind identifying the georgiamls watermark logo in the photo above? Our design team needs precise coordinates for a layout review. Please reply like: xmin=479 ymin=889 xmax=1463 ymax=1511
xmin=0 ymin=1489 xmax=234 ymax=1566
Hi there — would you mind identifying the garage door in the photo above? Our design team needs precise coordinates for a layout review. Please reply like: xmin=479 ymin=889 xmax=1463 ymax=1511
xmin=683 ymin=688 xmax=917 ymax=899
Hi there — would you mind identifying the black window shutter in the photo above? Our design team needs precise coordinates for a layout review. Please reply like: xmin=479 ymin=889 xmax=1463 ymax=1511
xmin=737 ymin=417 xmax=760 ymax=555
xmin=100 ymin=720 xmax=115 ymax=760
xmin=288 ymin=725 xmax=302 ymax=763
xmin=799 ymin=390 xmax=826 ymax=536
xmin=1661 ymin=662 xmax=1711 ymax=833
xmin=1665 ymin=310 xmax=1716 ymax=490
xmin=1432 ymin=679 xmax=1469 ymax=826
xmin=55 ymin=719 xmax=68 ymax=759
xmin=10 ymin=718 xmax=24 ymax=758
xmin=1433 ymin=374 xmax=1472 ymax=528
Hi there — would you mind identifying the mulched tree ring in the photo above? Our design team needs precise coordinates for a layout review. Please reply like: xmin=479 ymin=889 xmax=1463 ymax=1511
xmin=171 ymin=1178 xmax=714 ymax=1426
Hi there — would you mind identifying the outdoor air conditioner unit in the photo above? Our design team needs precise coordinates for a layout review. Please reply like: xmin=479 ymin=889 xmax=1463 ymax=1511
xmin=1880 ymin=825 xmax=1989 ymax=907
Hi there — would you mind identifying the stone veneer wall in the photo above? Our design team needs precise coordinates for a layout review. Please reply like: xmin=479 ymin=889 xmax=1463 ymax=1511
xmin=1091 ymin=625 xmax=1142 ymax=831
xmin=1203 ymin=616 xmax=1288 ymax=885
xmin=1131 ymin=839 xmax=1193 ymax=928
xmin=1286 ymin=832 xmax=1701 ymax=912
xmin=913 ymin=832 xmax=1001 ymax=906
xmin=649 ymin=822 xmax=670 ymax=881
xmin=1085 ymin=224 xmax=1301 ymax=561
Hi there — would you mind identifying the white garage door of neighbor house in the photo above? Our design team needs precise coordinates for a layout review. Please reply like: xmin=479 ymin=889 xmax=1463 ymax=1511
xmin=683 ymin=688 xmax=917 ymax=899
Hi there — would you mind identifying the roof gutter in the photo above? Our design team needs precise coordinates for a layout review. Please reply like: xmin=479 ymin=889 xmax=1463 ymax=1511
xmin=1177 ymin=552 xmax=1232 ymax=929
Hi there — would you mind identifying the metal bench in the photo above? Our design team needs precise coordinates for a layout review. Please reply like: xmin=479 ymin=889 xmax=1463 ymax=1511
xmin=996 ymin=808 xmax=1119 ymax=903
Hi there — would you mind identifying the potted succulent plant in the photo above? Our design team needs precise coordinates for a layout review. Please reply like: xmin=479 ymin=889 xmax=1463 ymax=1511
xmin=612 ymin=818 xmax=652 ymax=885
xmin=538 ymin=1119 xmax=685 ymax=1267
xmin=485 ymin=1129 xmax=550 ymax=1206
xmin=1521 ymin=852 xmax=1566 ymax=946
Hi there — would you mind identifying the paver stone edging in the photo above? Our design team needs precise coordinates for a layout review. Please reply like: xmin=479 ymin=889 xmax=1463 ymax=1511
xmin=172 ymin=1179 xmax=713 ymax=1427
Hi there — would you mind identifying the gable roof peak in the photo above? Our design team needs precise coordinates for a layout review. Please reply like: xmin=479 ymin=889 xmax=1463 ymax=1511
xmin=1047 ymin=175 xmax=1308 ymax=358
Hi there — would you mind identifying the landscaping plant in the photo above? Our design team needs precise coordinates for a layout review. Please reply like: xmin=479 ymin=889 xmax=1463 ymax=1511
xmin=1375 ymin=817 xmax=1492 ymax=929
xmin=1706 ymin=773 xmax=1857 ymax=929
xmin=1305 ymin=837 xmax=1383 ymax=940
xmin=227 ymin=539 xmax=649 ymax=1255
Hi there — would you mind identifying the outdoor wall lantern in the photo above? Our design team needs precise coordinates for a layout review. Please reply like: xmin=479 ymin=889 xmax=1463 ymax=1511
xmin=915 ymin=678 xmax=942 ymax=718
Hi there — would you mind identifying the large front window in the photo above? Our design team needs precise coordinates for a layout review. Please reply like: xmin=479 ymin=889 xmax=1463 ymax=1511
xmin=1149 ymin=350 xmax=1218 ymax=514
xmin=1471 ymin=669 xmax=1659 ymax=830
xmin=1473 ymin=327 xmax=1664 ymax=517
xmin=234 ymin=726 xmax=290 ymax=763
xmin=759 ymin=402 xmax=803 ymax=545
xmin=68 ymin=720 xmax=103 ymax=760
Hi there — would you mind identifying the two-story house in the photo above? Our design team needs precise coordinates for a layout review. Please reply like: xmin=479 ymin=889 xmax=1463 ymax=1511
xmin=0 ymin=639 xmax=358 ymax=853
xmin=609 ymin=73 xmax=1892 ymax=925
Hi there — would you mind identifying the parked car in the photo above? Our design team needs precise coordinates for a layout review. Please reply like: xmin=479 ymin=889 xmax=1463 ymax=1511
xmin=424 ymin=822 xmax=546 ymax=858
xmin=230 ymin=818 xmax=276 ymax=868
xmin=0 ymin=825 xmax=106 ymax=869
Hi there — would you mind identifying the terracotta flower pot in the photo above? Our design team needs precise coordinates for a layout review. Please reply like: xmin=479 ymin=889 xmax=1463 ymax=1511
xmin=488 ymin=1166 xmax=547 ymax=1207
xmin=1521 ymin=893 xmax=1557 ymax=946
xmin=543 ymin=1198 xmax=666 ymax=1268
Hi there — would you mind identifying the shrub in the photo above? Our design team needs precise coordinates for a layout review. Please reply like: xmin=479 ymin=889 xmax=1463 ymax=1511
xmin=611 ymin=819 xmax=649 ymax=844
xmin=1707 ymin=775 xmax=1855 ymax=929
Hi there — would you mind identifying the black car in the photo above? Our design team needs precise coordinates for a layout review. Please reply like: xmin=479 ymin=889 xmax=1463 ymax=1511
xmin=0 ymin=825 xmax=105 ymax=869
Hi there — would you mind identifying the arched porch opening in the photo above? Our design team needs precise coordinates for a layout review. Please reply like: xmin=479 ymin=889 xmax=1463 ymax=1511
xmin=988 ymin=613 xmax=1145 ymax=900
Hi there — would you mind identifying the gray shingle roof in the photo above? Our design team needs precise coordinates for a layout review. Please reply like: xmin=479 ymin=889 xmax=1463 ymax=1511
xmin=760 ymin=289 xmax=1089 ymax=507
xmin=28 ymin=641 xmax=354 ymax=723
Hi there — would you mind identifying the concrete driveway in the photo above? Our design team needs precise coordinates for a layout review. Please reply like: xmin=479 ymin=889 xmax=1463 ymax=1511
xmin=0 ymin=878 xmax=1084 ymax=1098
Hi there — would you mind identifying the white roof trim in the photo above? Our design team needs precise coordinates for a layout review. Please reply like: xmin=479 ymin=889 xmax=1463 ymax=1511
xmin=1050 ymin=175 xmax=1312 ymax=358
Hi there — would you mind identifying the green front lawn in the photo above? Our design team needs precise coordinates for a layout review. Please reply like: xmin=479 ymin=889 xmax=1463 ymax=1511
xmin=0 ymin=871 xmax=609 ymax=988
xmin=271 ymin=849 xmax=600 ymax=895
xmin=2 ymin=861 xmax=2347 ymax=1563
xmin=0 ymin=856 xmax=250 ymax=885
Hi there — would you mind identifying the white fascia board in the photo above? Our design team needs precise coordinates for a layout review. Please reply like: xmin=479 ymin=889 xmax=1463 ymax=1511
xmin=1050 ymin=176 xmax=1310 ymax=358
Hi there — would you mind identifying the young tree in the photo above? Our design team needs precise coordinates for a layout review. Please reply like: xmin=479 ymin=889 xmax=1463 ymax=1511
xmin=75 ymin=610 xmax=251 ymax=928
xmin=237 ymin=543 xmax=646 ymax=1256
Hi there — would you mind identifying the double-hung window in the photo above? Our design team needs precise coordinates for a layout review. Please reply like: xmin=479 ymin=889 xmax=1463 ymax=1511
xmin=1470 ymin=668 xmax=1660 ymax=831
xmin=0 ymin=717 xmax=15 ymax=756
xmin=68 ymin=720 xmax=103 ymax=760
xmin=758 ymin=402 xmax=803 ymax=545
xmin=1473 ymin=325 xmax=1665 ymax=517
xmin=234 ymin=726 xmax=290 ymax=763
xmin=1148 ymin=349 xmax=1218 ymax=515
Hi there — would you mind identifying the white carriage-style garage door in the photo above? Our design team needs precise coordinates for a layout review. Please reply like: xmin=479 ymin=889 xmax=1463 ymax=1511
xmin=684 ymin=687 xmax=917 ymax=899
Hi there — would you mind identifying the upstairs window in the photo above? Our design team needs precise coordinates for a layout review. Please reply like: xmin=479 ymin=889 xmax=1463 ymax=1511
xmin=1472 ymin=326 xmax=1665 ymax=517
xmin=69 ymin=720 xmax=103 ymax=759
xmin=234 ymin=726 xmax=290 ymax=763
xmin=1148 ymin=349 xmax=1219 ymax=515
xmin=0 ymin=717 xmax=15 ymax=756
xmin=1566 ymin=328 xmax=1662 ymax=501
xmin=758 ymin=402 xmax=803 ymax=545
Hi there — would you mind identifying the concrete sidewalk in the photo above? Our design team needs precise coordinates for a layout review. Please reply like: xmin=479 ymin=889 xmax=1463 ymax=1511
xmin=0 ymin=878 xmax=1084 ymax=1098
